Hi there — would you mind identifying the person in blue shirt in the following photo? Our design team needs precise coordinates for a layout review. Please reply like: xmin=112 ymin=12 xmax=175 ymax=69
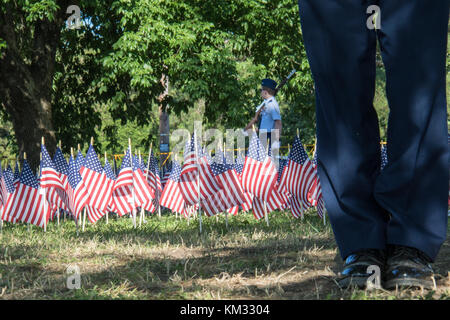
xmin=245 ymin=79 xmax=282 ymax=150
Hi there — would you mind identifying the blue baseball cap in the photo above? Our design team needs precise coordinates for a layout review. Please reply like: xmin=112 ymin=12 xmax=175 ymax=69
xmin=261 ymin=78 xmax=277 ymax=91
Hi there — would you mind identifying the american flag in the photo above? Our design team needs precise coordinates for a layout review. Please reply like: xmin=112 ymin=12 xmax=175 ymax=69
xmin=5 ymin=165 xmax=14 ymax=183
xmin=278 ymin=136 xmax=315 ymax=209
xmin=287 ymin=195 xmax=305 ymax=219
xmin=316 ymin=195 xmax=326 ymax=219
xmin=103 ymin=157 xmax=116 ymax=213
xmin=180 ymin=135 xmax=201 ymax=206
xmin=144 ymin=150 xmax=162 ymax=209
xmin=0 ymin=166 xmax=16 ymax=223
xmin=40 ymin=145 xmax=67 ymax=217
xmin=276 ymin=158 xmax=291 ymax=209
xmin=198 ymin=153 xmax=222 ymax=200
xmin=66 ymin=155 xmax=90 ymax=219
xmin=7 ymin=159 xmax=51 ymax=227
xmin=160 ymin=160 xmax=185 ymax=214
xmin=380 ymin=145 xmax=388 ymax=171
xmin=161 ymin=161 xmax=172 ymax=189
xmin=13 ymin=161 xmax=20 ymax=187
xmin=75 ymin=150 xmax=85 ymax=170
xmin=306 ymin=152 xmax=322 ymax=208
xmin=132 ymin=154 xmax=155 ymax=213
xmin=241 ymin=133 xmax=277 ymax=202
xmin=201 ymin=188 xmax=236 ymax=217
xmin=112 ymin=148 xmax=135 ymax=216
xmin=52 ymin=147 xmax=70 ymax=211
xmin=40 ymin=145 xmax=64 ymax=190
xmin=80 ymin=145 xmax=112 ymax=212
xmin=210 ymin=153 xmax=246 ymax=207
xmin=227 ymin=205 xmax=239 ymax=216
xmin=234 ymin=154 xmax=253 ymax=212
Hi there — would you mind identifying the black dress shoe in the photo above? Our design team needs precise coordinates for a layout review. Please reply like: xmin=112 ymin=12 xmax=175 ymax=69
xmin=384 ymin=245 xmax=435 ymax=290
xmin=337 ymin=249 xmax=386 ymax=289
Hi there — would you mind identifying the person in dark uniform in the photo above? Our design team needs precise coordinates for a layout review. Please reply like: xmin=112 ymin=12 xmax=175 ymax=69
xmin=298 ymin=0 xmax=449 ymax=289
xmin=245 ymin=78 xmax=282 ymax=151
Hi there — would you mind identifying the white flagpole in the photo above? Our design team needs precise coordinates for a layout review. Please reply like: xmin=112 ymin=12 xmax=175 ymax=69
xmin=223 ymin=142 xmax=229 ymax=230
xmin=82 ymin=208 xmax=86 ymax=232
xmin=105 ymin=152 xmax=109 ymax=225
xmin=22 ymin=154 xmax=31 ymax=233
xmin=265 ymin=138 xmax=270 ymax=227
xmin=39 ymin=144 xmax=48 ymax=233
xmin=194 ymin=131 xmax=202 ymax=234
xmin=295 ymin=130 xmax=305 ymax=221
xmin=129 ymin=140 xmax=137 ymax=229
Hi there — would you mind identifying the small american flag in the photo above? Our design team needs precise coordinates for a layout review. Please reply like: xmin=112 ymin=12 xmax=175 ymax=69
xmin=67 ymin=155 xmax=90 ymax=219
xmin=210 ymin=153 xmax=246 ymax=207
xmin=0 ymin=166 xmax=16 ymax=223
xmin=161 ymin=161 xmax=172 ymax=190
xmin=103 ymin=157 xmax=116 ymax=214
xmin=132 ymin=154 xmax=155 ymax=213
xmin=234 ymin=154 xmax=252 ymax=212
xmin=198 ymin=153 xmax=221 ymax=200
xmin=52 ymin=147 xmax=70 ymax=211
xmin=278 ymin=136 xmax=315 ymax=210
xmin=8 ymin=159 xmax=51 ymax=227
xmin=80 ymin=145 xmax=112 ymax=212
xmin=13 ymin=161 xmax=20 ymax=187
xmin=241 ymin=133 xmax=277 ymax=202
xmin=40 ymin=145 xmax=63 ymax=190
xmin=160 ymin=160 xmax=185 ymax=214
xmin=5 ymin=165 xmax=14 ymax=183
xmin=41 ymin=145 xmax=67 ymax=216
xmin=180 ymin=135 xmax=201 ymax=206
xmin=144 ymin=150 xmax=162 ymax=208
xmin=112 ymin=148 xmax=135 ymax=216
xmin=75 ymin=150 xmax=85 ymax=171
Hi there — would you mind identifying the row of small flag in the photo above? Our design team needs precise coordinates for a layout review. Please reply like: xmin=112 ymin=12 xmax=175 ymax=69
xmin=0 ymin=132 xmax=392 ymax=231
xmin=0 ymin=132 xmax=333 ymax=231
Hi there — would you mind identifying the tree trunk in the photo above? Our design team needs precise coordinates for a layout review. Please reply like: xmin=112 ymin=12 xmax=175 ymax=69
xmin=0 ymin=2 xmax=69 ymax=171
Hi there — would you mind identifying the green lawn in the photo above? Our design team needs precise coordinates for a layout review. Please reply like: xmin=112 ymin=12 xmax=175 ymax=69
xmin=0 ymin=210 xmax=448 ymax=300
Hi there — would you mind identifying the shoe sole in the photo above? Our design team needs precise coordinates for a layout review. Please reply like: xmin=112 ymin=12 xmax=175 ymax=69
xmin=384 ymin=278 xmax=435 ymax=290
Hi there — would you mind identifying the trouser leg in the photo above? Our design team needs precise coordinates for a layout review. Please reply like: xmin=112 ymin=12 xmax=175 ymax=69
xmin=374 ymin=0 xmax=449 ymax=261
xmin=298 ymin=0 xmax=388 ymax=259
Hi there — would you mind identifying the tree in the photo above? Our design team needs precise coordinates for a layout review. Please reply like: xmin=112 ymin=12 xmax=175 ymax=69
xmin=0 ymin=0 xmax=73 ymax=169
xmin=1 ymin=0 xmax=316 ymax=169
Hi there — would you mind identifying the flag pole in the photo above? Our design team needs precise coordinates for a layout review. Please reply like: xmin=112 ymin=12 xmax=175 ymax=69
xmin=70 ymin=148 xmax=79 ymax=236
xmin=223 ymin=141 xmax=229 ymax=230
xmin=194 ymin=131 xmax=202 ymax=234
xmin=82 ymin=137 xmax=94 ymax=232
xmin=264 ymin=138 xmax=270 ymax=227
xmin=105 ymin=151 xmax=109 ymax=225
xmin=138 ymin=149 xmax=145 ymax=227
xmin=23 ymin=153 xmax=32 ymax=233
xmin=295 ymin=130 xmax=305 ymax=220
xmin=40 ymin=137 xmax=48 ymax=233
xmin=129 ymin=139 xmax=137 ymax=229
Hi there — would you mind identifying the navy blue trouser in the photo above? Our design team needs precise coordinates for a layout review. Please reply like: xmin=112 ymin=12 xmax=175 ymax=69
xmin=298 ymin=0 xmax=449 ymax=261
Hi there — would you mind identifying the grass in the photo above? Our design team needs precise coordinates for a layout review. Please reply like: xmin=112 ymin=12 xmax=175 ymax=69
xmin=0 ymin=209 xmax=449 ymax=300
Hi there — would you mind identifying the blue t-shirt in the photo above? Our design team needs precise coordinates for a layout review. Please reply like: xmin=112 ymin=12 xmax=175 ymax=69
xmin=259 ymin=97 xmax=281 ymax=132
